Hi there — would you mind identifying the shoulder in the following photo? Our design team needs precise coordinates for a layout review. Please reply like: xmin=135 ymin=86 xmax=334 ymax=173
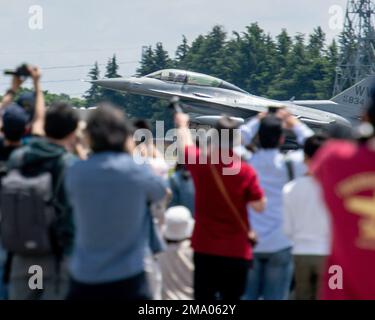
xmin=240 ymin=160 xmax=256 ymax=175
xmin=148 ymin=157 xmax=169 ymax=178
xmin=318 ymin=140 xmax=356 ymax=160
xmin=312 ymin=140 xmax=356 ymax=175
xmin=283 ymin=176 xmax=308 ymax=195
xmin=239 ymin=161 xmax=259 ymax=182
xmin=7 ymin=145 xmax=30 ymax=169
xmin=283 ymin=179 xmax=296 ymax=195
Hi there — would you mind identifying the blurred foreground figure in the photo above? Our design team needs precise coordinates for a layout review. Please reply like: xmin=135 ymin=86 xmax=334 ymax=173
xmin=175 ymin=112 xmax=265 ymax=300
xmin=283 ymin=134 xmax=331 ymax=300
xmin=240 ymin=109 xmax=314 ymax=300
xmin=0 ymin=65 xmax=50 ymax=300
xmin=133 ymin=119 xmax=169 ymax=300
xmin=312 ymin=90 xmax=375 ymax=299
xmin=65 ymin=105 xmax=167 ymax=300
xmin=157 ymin=206 xmax=194 ymax=300
xmin=2 ymin=103 xmax=79 ymax=300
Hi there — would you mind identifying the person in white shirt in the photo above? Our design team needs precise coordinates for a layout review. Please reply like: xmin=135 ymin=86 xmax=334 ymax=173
xmin=240 ymin=108 xmax=314 ymax=300
xmin=283 ymin=134 xmax=331 ymax=300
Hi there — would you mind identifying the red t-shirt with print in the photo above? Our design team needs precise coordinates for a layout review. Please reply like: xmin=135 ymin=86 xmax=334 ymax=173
xmin=312 ymin=140 xmax=375 ymax=300
xmin=184 ymin=145 xmax=264 ymax=260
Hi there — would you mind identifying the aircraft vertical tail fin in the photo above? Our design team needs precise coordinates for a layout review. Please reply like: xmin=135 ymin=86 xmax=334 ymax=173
xmin=331 ymin=75 xmax=375 ymax=107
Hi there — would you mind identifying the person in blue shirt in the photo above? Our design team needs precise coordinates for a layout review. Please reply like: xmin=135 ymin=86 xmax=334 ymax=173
xmin=65 ymin=105 xmax=168 ymax=300
xmin=240 ymin=108 xmax=314 ymax=300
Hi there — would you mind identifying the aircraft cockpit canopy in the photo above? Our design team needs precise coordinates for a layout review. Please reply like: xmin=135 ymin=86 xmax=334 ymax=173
xmin=146 ymin=69 xmax=247 ymax=93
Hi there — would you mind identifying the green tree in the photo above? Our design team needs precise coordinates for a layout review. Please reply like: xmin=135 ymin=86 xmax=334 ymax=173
xmin=83 ymin=61 xmax=101 ymax=107
xmin=137 ymin=46 xmax=155 ymax=76
xmin=101 ymin=55 xmax=125 ymax=107
xmin=153 ymin=42 xmax=172 ymax=70
xmin=307 ymin=27 xmax=326 ymax=57
xmin=175 ymin=35 xmax=190 ymax=68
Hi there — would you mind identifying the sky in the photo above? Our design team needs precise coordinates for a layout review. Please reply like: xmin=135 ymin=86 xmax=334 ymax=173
xmin=0 ymin=0 xmax=348 ymax=97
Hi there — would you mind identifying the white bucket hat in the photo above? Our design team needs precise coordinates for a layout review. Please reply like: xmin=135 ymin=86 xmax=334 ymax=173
xmin=162 ymin=206 xmax=194 ymax=241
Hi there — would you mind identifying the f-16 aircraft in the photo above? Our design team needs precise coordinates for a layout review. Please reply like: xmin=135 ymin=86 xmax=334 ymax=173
xmin=92 ymin=69 xmax=375 ymax=128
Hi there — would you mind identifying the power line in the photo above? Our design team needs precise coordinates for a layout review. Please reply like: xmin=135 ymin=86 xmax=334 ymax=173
xmin=0 ymin=60 xmax=138 ymax=73
xmin=42 ymin=61 xmax=138 ymax=70
xmin=0 ymin=46 xmax=142 ymax=56
xmin=0 ymin=78 xmax=83 ymax=85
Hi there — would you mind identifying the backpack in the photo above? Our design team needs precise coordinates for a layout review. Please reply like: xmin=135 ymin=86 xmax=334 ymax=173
xmin=0 ymin=149 xmax=66 ymax=255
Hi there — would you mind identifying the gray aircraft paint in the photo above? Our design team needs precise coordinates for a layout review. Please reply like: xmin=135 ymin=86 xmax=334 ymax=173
xmin=92 ymin=69 xmax=374 ymax=128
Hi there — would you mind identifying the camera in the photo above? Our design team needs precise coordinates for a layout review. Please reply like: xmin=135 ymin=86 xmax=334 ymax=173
xmin=4 ymin=64 xmax=31 ymax=78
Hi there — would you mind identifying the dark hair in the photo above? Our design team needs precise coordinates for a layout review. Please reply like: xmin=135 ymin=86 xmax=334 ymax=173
xmin=213 ymin=115 xmax=239 ymax=149
xmin=133 ymin=119 xmax=152 ymax=144
xmin=44 ymin=103 xmax=79 ymax=139
xmin=133 ymin=119 xmax=151 ymax=131
xmin=258 ymin=115 xmax=283 ymax=149
xmin=87 ymin=105 xmax=133 ymax=153
xmin=2 ymin=104 xmax=29 ymax=142
xmin=304 ymin=134 xmax=328 ymax=159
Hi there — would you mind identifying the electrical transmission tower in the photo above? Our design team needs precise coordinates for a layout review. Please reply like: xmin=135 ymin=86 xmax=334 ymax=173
xmin=333 ymin=0 xmax=375 ymax=96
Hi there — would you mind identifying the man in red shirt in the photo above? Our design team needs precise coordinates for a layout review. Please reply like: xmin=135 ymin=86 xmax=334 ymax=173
xmin=175 ymin=112 xmax=265 ymax=300
xmin=312 ymin=99 xmax=375 ymax=300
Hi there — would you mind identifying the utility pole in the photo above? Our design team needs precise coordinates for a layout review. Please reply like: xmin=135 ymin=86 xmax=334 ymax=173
xmin=333 ymin=0 xmax=375 ymax=96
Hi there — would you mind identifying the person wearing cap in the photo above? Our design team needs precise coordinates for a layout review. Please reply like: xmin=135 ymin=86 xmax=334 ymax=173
xmin=311 ymin=88 xmax=375 ymax=299
xmin=0 ymin=104 xmax=30 ymax=300
xmin=0 ymin=104 xmax=29 ymax=164
xmin=157 ymin=206 xmax=194 ymax=300
xmin=0 ymin=68 xmax=40 ymax=299
xmin=6 ymin=103 xmax=79 ymax=300
xmin=175 ymin=112 xmax=266 ymax=301
xmin=240 ymin=108 xmax=314 ymax=300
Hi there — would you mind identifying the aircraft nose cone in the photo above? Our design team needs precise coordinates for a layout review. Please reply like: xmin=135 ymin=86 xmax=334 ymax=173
xmin=91 ymin=78 xmax=131 ymax=91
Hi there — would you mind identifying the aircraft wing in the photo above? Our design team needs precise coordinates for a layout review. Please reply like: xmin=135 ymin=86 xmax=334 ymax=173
xmin=152 ymin=89 xmax=338 ymax=125
xmin=149 ymin=88 xmax=234 ymax=106
xmin=148 ymin=88 xmax=267 ymax=116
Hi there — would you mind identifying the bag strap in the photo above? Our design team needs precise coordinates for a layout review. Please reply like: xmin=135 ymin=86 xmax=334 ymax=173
xmin=49 ymin=153 xmax=69 ymax=213
xmin=53 ymin=154 xmax=68 ymax=197
xmin=285 ymin=157 xmax=295 ymax=182
xmin=12 ymin=147 xmax=28 ymax=169
xmin=209 ymin=164 xmax=250 ymax=236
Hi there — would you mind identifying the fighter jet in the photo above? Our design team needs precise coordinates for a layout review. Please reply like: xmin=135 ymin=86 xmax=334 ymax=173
xmin=92 ymin=69 xmax=375 ymax=128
